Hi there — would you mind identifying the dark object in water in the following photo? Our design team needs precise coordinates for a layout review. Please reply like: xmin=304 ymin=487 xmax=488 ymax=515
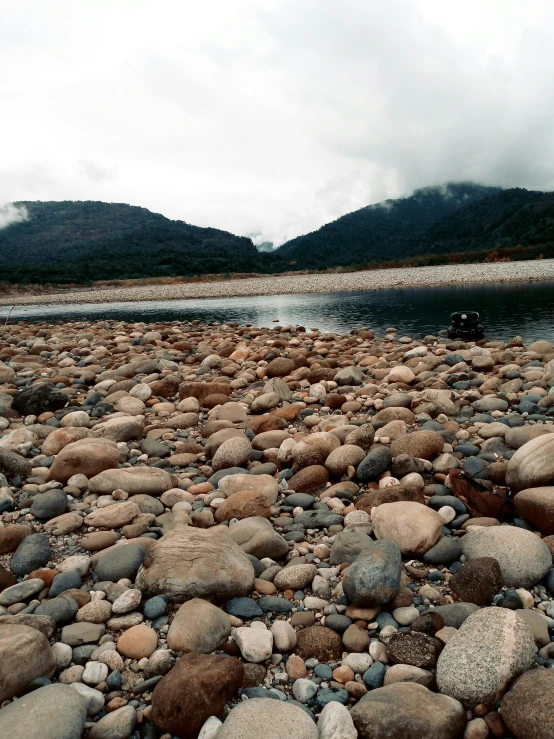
xmin=447 ymin=311 xmax=484 ymax=340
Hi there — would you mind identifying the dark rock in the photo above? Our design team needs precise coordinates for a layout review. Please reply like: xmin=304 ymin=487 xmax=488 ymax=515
xmin=35 ymin=597 xmax=79 ymax=626
xmin=387 ymin=631 xmax=443 ymax=670
xmin=49 ymin=570 xmax=82 ymax=598
xmin=423 ymin=603 xmax=479 ymax=628
xmin=323 ymin=614 xmax=352 ymax=634
xmin=293 ymin=510 xmax=343 ymax=529
xmin=29 ymin=490 xmax=67 ymax=521
xmin=422 ymin=537 xmax=462 ymax=565
xmin=411 ymin=612 xmax=444 ymax=635
xmin=329 ymin=531 xmax=373 ymax=565
xmin=225 ymin=597 xmax=263 ymax=619
xmin=450 ymin=557 xmax=504 ymax=606
xmin=343 ymin=540 xmax=401 ymax=606
xmin=94 ymin=544 xmax=146 ymax=582
xmin=356 ymin=448 xmax=392 ymax=483
xmin=0 ymin=448 xmax=31 ymax=479
xmin=10 ymin=534 xmax=51 ymax=577
xmin=362 ymin=662 xmax=386 ymax=689
xmin=12 ymin=384 xmax=67 ymax=416
xmin=257 ymin=596 xmax=294 ymax=614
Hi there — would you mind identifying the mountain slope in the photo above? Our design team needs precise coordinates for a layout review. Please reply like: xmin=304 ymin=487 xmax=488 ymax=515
xmin=0 ymin=201 xmax=284 ymax=284
xmin=276 ymin=183 xmax=502 ymax=268
xmin=406 ymin=188 xmax=554 ymax=257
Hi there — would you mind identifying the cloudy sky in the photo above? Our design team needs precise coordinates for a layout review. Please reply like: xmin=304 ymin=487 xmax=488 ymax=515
xmin=1 ymin=0 xmax=554 ymax=245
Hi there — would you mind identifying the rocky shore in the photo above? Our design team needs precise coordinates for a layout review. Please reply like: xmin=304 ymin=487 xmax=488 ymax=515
xmin=2 ymin=258 xmax=554 ymax=307
xmin=1 ymin=318 xmax=554 ymax=738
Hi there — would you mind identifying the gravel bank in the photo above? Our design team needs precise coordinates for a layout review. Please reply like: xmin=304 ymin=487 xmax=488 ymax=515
xmin=3 ymin=259 xmax=554 ymax=306
xmin=1 ymin=319 xmax=554 ymax=736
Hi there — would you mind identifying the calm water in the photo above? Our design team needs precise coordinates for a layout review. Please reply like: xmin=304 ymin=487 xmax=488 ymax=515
xmin=2 ymin=280 xmax=554 ymax=343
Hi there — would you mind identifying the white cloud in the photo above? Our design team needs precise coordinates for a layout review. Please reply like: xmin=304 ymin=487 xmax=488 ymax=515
xmin=0 ymin=203 xmax=28 ymax=229
xmin=0 ymin=0 xmax=553 ymax=245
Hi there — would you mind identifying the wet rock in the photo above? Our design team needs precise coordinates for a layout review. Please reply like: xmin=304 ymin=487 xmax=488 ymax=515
xmin=10 ymin=533 xmax=51 ymax=576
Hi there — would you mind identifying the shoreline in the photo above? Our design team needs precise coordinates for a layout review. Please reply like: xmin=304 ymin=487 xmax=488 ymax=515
xmin=2 ymin=258 xmax=554 ymax=307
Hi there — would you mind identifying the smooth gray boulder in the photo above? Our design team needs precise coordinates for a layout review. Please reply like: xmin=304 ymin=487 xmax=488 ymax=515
xmin=461 ymin=526 xmax=551 ymax=587
xmin=436 ymin=607 xmax=536 ymax=707
xmin=0 ymin=684 xmax=87 ymax=739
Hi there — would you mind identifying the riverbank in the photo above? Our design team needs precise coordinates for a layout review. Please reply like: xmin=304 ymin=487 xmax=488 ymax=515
xmin=0 ymin=318 xmax=554 ymax=737
xmin=2 ymin=259 xmax=554 ymax=306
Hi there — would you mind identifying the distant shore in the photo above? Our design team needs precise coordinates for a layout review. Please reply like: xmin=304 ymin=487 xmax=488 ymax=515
xmin=2 ymin=259 xmax=554 ymax=307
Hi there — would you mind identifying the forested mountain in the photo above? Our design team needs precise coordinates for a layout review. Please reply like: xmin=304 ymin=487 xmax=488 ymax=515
xmin=405 ymin=188 xmax=554 ymax=257
xmin=0 ymin=201 xmax=285 ymax=284
xmin=276 ymin=183 xmax=503 ymax=268
xmin=1 ymin=186 xmax=554 ymax=286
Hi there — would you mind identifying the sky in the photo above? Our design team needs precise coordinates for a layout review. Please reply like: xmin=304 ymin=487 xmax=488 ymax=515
xmin=1 ymin=0 xmax=554 ymax=246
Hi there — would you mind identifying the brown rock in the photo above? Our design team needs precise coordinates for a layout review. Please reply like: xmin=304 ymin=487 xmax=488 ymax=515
xmin=355 ymin=485 xmax=424 ymax=513
xmin=84 ymin=501 xmax=140 ymax=528
xmin=0 ymin=564 xmax=16 ymax=592
xmin=28 ymin=568 xmax=58 ymax=587
xmin=59 ymin=588 xmax=91 ymax=608
xmin=295 ymin=626 xmax=343 ymax=661
xmin=342 ymin=624 xmax=370 ymax=652
xmin=514 ymin=486 xmax=554 ymax=534
xmin=214 ymin=491 xmax=270 ymax=522
xmin=391 ymin=431 xmax=444 ymax=460
xmin=411 ymin=612 xmax=444 ymax=635
xmin=450 ymin=558 xmax=504 ymax=606
xmin=49 ymin=438 xmax=120 ymax=483
xmin=350 ymin=683 xmax=466 ymax=739
xmin=179 ymin=382 xmax=231 ymax=405
xmin=152 ymin=652 xmax=243 ymax=738
xmin=80 ymin=531 xmax=119 ymax=551
xmin=149 ymin=376 xmax=180 ymax=398
xmin=117 ymin=625 xmax=158 ymax=659
xmin=266 ymin=357 xmax=296 ymax=378
xmin=0 ymin=624 xmax=56 ymax=701
xmin=242 ymin=663 xmax=267 ymax=687
xmin=288 ymin=465 xmax=329 ymax=494
xmin=41 ymin=427 xmax=90 ymax=456
xmin=501 ymin=668 xmax=554 ymax=739
xmin=204 ymin=393 xmax=233 ymax=409
xmin=387 ymin=631 xmax=443 ymax=670
xmin=135 ymin=527 xmax=255 ymax=603
xmin=0 ymin=524 xmax=33 ymax=555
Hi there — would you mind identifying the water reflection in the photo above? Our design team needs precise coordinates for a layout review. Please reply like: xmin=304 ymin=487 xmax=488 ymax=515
xmin=1 ymin=280 xmax=553 ymax=343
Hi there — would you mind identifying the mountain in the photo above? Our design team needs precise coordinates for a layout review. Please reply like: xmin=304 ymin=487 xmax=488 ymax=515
xmin=404 ymin=188 xmax=554 ymax=258
xmin=0 ymin=201 xmax=285 ymax=284
xmin=276 ymin=183 xmax=503 ymax=268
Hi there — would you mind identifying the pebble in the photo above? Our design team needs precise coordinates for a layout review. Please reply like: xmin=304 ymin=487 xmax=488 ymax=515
xmin=1 ymin=319 xmax=553 ymax=736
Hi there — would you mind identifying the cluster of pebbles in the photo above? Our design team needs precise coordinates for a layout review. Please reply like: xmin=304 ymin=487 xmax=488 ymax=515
xmin=1 ymin=319 xmax=554 ymax=739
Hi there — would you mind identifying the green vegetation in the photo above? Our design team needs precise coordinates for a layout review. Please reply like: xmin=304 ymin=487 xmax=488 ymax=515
xmin=1 ymin=186 xmax=554 ymax=286
xmin=0 ymin=201 xmax=286 ymax=284
xmin=276 ymin=183 xmax=504 ymax=267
